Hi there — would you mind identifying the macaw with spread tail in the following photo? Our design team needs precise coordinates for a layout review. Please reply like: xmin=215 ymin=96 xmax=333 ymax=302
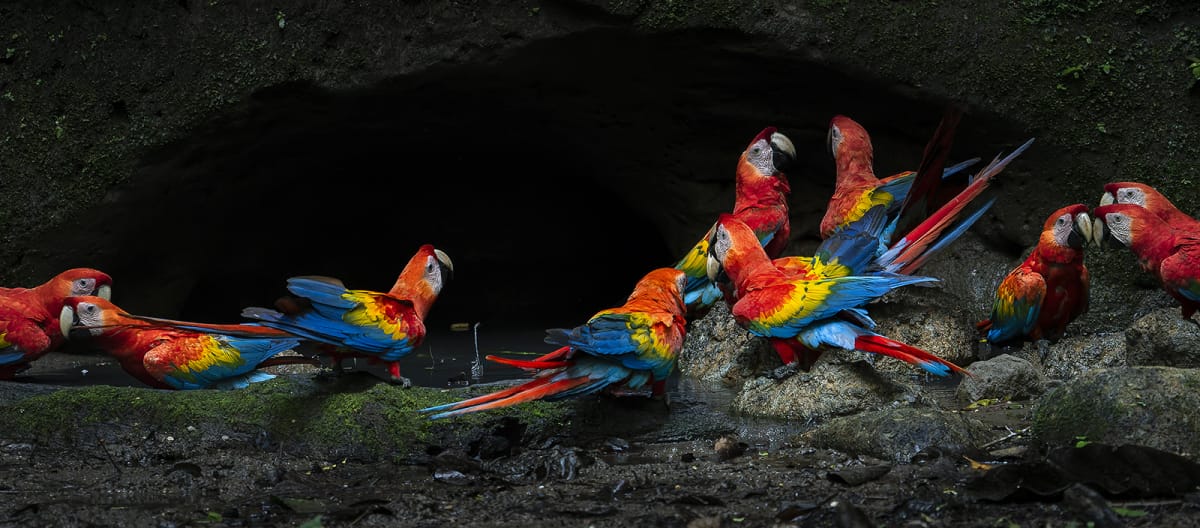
xmin=674 ymin=127 xmax=796 ymax=311
xmin=822 ymin=111 xmax=1034 ymax=276
xmin=237 ymin=244 xmax=453 ymax=387
xmin=60 ymin=296 xmax=313 ymax=390
xmin=0 ymin=268 xmax=113 ymax=378
xmin=420 ymin=267 xmax=687 ymax=419
xmin=1099 ymin=182 xmax=1200 ymax=235
xmin=1093 ymin=203 xmax=1200 ymax=319
xmin=706 ymin=214 xmax=967 ymax=377
xmin=822 ymin=109 xmax=978 ymax=240
xmin=976 ymin=204 xmax=1092 ymax=354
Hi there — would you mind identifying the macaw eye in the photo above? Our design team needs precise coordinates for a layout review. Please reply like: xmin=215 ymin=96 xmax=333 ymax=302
xmin=750 ymin=145 xmax=762 ymax=156
xmin=84 ymin=304 xmax=97 ymax=314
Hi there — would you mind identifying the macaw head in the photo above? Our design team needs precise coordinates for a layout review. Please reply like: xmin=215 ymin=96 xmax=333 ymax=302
xmin=1042 ymin=204 xmax=1094 ymax=250
xmin=1092 ymin=203 xmax=1163 ymax=249
xmin=1099 ymin=182 xmax=1180 ymax=221
xmin=827 ymin=115 xmax=872 ymax=163
xmin=628 ymin=267 xmax=688 ymax=313
xmin=59 ymin=295 xmax=130 ymax=340
xmin=740 ymin=126 xmax=796 ymax=178
xmin=40 ymin=268 xmax=113 ymax=306
xmin=391 ymin=244 xmax=454 ymax=301
xmin=705 ymin=214 xmax=762 ymax=282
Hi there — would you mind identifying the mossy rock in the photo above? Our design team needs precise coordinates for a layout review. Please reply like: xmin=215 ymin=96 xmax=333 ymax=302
xmin=0 ymin=374 xmax=570 ymax=460
xmin=1032 ymin=366 xmax=1200 ymax=457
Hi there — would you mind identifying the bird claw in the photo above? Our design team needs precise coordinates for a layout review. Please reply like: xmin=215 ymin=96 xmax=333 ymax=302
xmin=767 ymin=363 xmax=799 ymax=380
xmin=388 ymin=376 xmax=413 ymax=389
xmin=1036 ymin=340 xmax=1051 ymax=364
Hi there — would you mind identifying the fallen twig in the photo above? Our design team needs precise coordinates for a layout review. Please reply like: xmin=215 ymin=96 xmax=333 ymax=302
xmin=981 ymin=426 xmax=1030 ymax=450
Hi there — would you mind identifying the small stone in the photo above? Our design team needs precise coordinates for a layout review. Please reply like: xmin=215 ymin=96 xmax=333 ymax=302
xmin=956 ymin=354 xmax=1048 ymax=402
xmin=714 ymin=435 xmax=747 ymax=461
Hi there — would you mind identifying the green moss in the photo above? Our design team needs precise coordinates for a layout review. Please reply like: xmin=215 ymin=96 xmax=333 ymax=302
xmin=0 ymin=377 xmax=569 ymax=457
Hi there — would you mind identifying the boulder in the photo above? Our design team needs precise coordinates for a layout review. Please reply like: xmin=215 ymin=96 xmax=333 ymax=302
xmin=956 ymin=354 xmax=1049 ymax=402
xmin=1033 ymin=367 xmax=1200 ymax=456
xmin=802 ymin=407 xmax=992 ymax=463
xmin=1125 ymin=308 xmax=1200 ymax=367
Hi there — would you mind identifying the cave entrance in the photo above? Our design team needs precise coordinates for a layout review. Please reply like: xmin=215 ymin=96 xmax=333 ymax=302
xmin=30 ymin=28 xmax=1026 ymax=385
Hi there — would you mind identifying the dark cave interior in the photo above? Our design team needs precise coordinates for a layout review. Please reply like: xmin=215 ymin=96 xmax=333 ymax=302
xmin=34 ymin=28 xmax=1030 ymax=334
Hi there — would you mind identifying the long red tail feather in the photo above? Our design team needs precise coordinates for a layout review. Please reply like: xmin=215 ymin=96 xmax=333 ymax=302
xmin=892 ymin=106 xmax=963 ymax=241
xmin=433 ymin=376 xmax=592 ymax=418
xmin=486 ymin=354 xmax=571 ymax=370
xmin=854 ymin=334 xmax=970 ymax=376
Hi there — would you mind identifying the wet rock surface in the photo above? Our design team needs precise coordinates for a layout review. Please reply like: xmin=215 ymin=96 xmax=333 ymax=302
xmin=802 ymin=407 xmax=993 ymax=464
xmin=731 ymin=356 xmax=925 ymax=422
xmin=1041 ymin=332 xmax=1128 ymax=380
xmin=1033 ymin=367 xmax=1200 ymax=456
xmin=1125 ymin=308 xmax=1200 ymax=368
xmin=956 ymin=354 xmax=1049 ymax=402
xmin=678 ymin=302 xmax=775 ymax=387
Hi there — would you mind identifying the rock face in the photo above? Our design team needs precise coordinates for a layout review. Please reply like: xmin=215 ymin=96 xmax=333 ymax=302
xmin=1125 ymin=308 xmax=1200 ymax=367
xmin=1041 ymin=332 xmax=1128 ymax=380
xmin=678 ymin=302 xmax=776 ymax=386
xmin=1033 ymin=367 xmax=1200 ymax=456
xmin=956 ymin=354 xmax=1049 ymax=402
xmin=731 ymin=356 xmax=925 ymax=422
xmin=802 ymin=407 xmax=992 ymax=463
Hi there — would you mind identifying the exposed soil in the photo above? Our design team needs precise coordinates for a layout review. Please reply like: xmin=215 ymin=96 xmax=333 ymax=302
xmin=3 ymin=372 xmax=1198 ymax=528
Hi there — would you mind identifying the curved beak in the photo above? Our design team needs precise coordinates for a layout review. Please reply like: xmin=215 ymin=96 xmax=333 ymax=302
xmin=1099 ymin=192 xmax=1115 ymax=207
xmin=1074 ymin=212 xmax=1094 ymax=247
xmin=706 ymin=254 xmax=722 ymax=282
xmin=59 ymin=306 xmax=76 ymax=339
xmin=1092 ymin=216 xmax=1108 ymax=247
xmin=771 ymin=131 xmax=796 ymax=172
xmin=97 ymin=284 xmax=112 ymax=301
xmin=434 ymin=249 xmax=454 ymax=279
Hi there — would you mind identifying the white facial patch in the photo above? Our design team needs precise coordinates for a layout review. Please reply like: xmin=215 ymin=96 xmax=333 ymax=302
xmin=746 ymin=139 xmax=774 ymax=175
xmin=424 ymin=255 xmax=444 ymax=294
xmin=1118 ymin=188 xmax=1146 ymax=207
xmin=1052 ymin=213 xmax=1074 ymax=247
xmin=827 ymin=125 xmax=843 ymax=157
xmin=71 ymin=278 xmax=97 ymax=296
xmin=1104 ymin=212 xmax=1134 ymax=246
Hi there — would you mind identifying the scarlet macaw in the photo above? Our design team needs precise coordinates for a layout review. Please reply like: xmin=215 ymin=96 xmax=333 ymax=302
xmin=60 ymin=296 xmax=312 ymax=390
xmin=1093 ymin=203 xmax=1200 ymax=319
xmin=675 ymin=127 xmax=796 ymax=311
xmin=706 ymin=215 xmax=966 ymax=376
xmin=239 ymin=244 xmax=453 ymax=387
xmin=420 ymin=267 xmax=687 ymax=419
xmin=823 ymin=111 xmax=1033 ymax=276
xmin=976 ymin=204 xmax=1092 ymax=355
xmin=1099 ymin=182 xmax=1200 ymax=235
xmin=0 ymin=268 xmax=113 ymax=378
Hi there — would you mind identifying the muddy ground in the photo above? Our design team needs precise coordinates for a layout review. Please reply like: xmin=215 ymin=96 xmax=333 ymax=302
xmin=2 ymin=363 xmax=1198 ymax=528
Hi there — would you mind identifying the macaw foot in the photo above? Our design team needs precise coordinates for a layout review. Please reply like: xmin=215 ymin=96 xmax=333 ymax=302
xmin=650 ymin=380 xmax=670 ymax=409
xmin=767 ymin=362 xmax=800 ymax=381
xmin=1036 ymin=339 xmax=1051 ymax=363
xmin=386 ymin=362 xmax=412 ymax=388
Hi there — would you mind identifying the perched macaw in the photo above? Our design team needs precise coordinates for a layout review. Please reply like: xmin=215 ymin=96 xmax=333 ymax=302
xmin=420 ymin=267 xmax=687 ymax=419
xmin=1093 ymin=203 xmax=1200 ymax=319
xmin=60 ymin=296 xmax=312 ymax=390
xmin=823 ymin=112 xmax=1033 ymax=276
xmin=0 ymin=268 xmax=113 ymax=378
xmin=1099 ymin=182 xmax=1200 ymax=234
xmin=674 ymin=127 xmax=796 ymax=310
xmin=976 ymin=204 xmax=1092 ymax=353
xmin=237 ymin=244 xmax=453 ymax=387
xmin=822 ymin=109 xmax=976 ymax=240
xmin=706 ymin=214 xmax=967 ymax=376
